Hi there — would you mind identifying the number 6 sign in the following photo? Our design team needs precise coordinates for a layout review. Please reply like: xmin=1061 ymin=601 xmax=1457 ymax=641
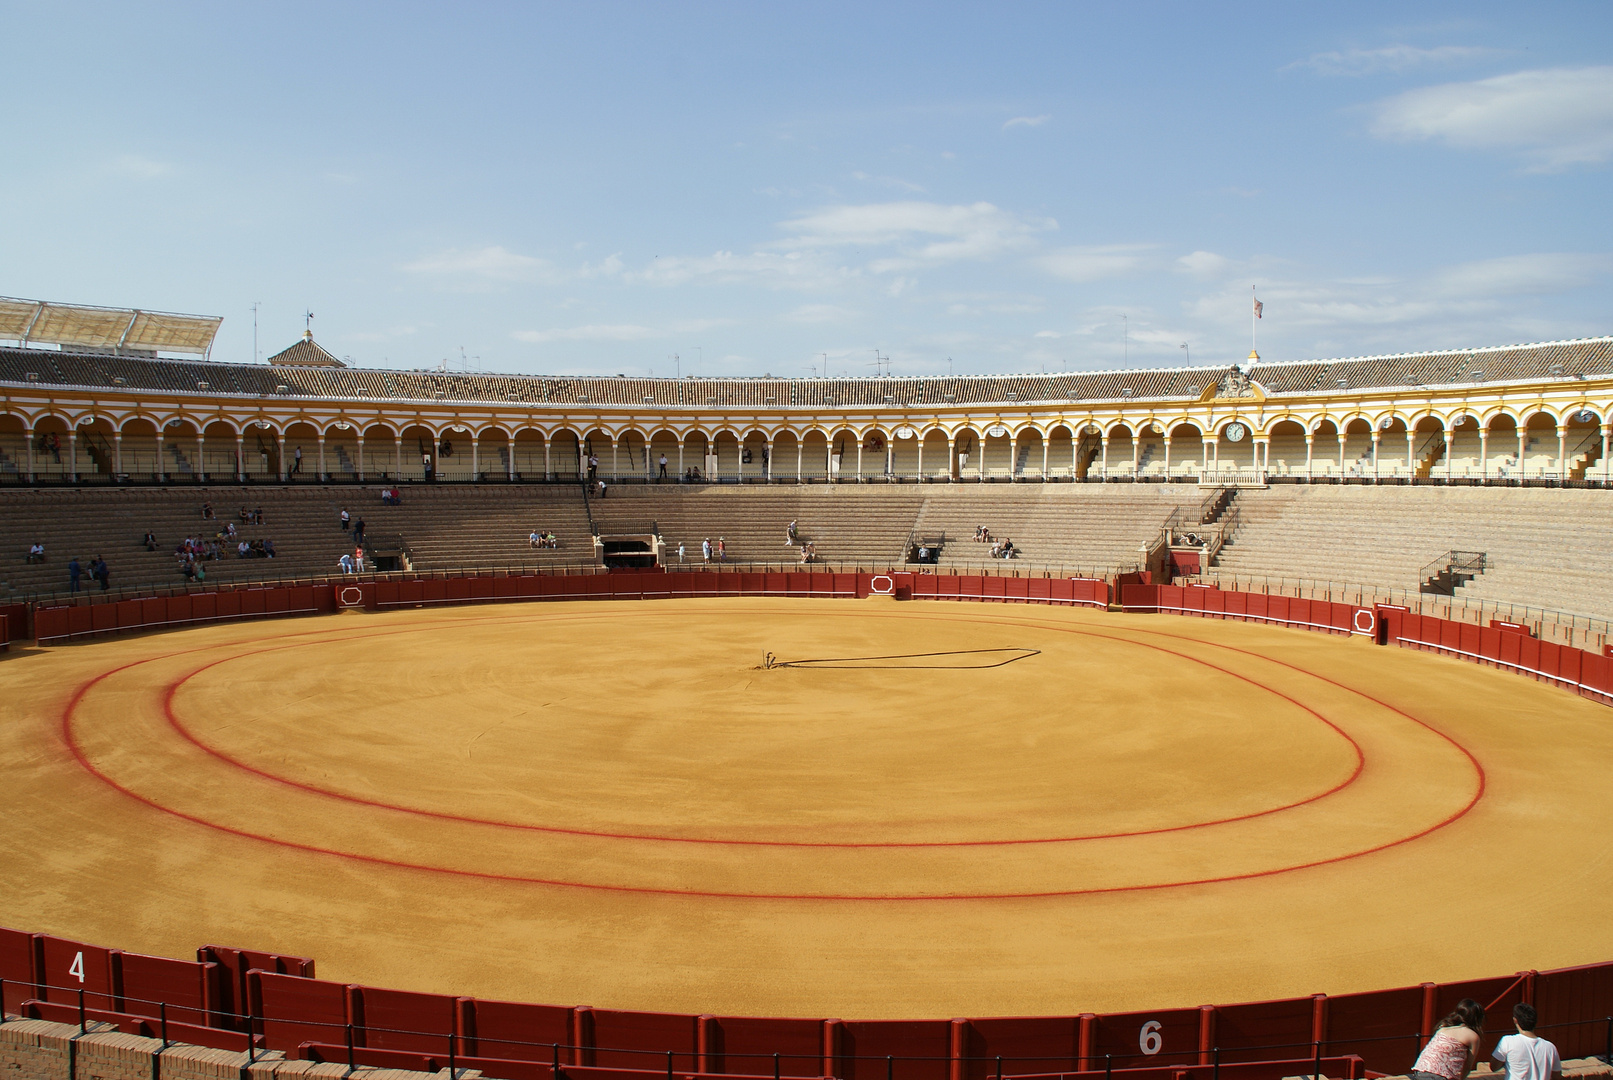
xmin=1139 ymin=1020 xmax=1162 ymax=1056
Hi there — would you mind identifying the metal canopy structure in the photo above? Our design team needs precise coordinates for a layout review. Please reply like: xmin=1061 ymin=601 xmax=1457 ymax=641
xmin=0 ymin=297 xmax=221 ymax=357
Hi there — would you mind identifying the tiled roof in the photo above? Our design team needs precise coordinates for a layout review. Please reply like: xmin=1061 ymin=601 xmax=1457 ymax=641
xmin=267 ymin=334 xmax=345 ymax=367
xmin=1 ymin=337 xmax=1608 ymax=407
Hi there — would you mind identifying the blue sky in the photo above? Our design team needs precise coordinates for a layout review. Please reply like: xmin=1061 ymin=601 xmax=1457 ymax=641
xmin=1 ymin=2 xmax=1610 ymax=377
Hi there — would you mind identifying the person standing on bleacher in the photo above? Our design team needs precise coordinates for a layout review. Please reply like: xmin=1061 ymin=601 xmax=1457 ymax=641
xmin=68 ymin=557 xmax=82 ymax=592
xmin=1491 ymin=1005 xmax=1561 ymax=1080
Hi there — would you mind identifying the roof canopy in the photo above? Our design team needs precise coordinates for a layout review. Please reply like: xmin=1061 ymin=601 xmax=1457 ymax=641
xmin=0 ymin=297 xmax=221 ymax=356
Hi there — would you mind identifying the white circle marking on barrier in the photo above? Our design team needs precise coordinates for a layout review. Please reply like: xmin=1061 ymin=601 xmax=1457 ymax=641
xmin=339 ymin=586 xmax=364 ymax=607
xmin=1354 ymin=608 xmax=1376 ymax=633
xmin=870 ymin=575 xmax=895 ymax=595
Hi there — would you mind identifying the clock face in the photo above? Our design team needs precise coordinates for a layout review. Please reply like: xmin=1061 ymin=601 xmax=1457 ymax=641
xmin=1223 ymin=422 xmax=1246 ymax=443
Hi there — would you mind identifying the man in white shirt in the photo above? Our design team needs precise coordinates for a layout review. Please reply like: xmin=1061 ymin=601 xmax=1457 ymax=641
xmin=1491 ymin=1004 xmax=1562 ymax=1080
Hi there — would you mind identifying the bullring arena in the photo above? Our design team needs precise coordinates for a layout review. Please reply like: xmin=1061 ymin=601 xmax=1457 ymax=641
xmin=3 ymin=303 xmax=1613 ymax=1080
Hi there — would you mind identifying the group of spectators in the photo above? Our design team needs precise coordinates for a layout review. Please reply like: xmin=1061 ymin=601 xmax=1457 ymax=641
xmin=1410 ymin=1000 xmax=1562 ymax=1080
xmin=528 ymin=530 xmax=559 ymax=548
xmin=974 ymin=524 xmax=1017 ymax=559
xmin=66 ymin=555 xmax=110 ymax=592
xmin=701 ymin=537 xmax=726 ymax=561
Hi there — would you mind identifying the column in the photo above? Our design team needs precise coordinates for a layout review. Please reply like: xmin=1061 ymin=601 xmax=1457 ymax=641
xmin=1254 ymin=438 xmax=1268 ymax=479
xmin=1443 ymin=431 xmax=1453 ymax=482
xmin=856 ymin=439 xmax=863 ymax=482
xmin=1304 ymin=434 xmax=1313 ymax=480
xmin=1370 ymin=431 xmax=1381 ymax=481
xmin=395 ymin=437 xmax=403 ymax=481
xmin=1130 ymin=436 xmax=1140 ymax=478
xmin=113 ymin=434 xmax=123 ymax=477
xmin=796 ymin=437 xmax=803 ymax=481
xmin=611 ymin=437 xmax=619 ymax=481
xmin=1040 ymin=439 xmax=1048 ymax=481
xmin=356 ymin=437 xmax=365 ymax=482
xmin=68 ymin=430 xmax=78 ymax=482
xmin=507 ymin=437 xmax=515 ymax=482
xmin=1337 ymin=432 xmax=1346 ymax=475
xmin=196 ymin=435 xmax=205 ymax=480
xmin=737 ymin=438 xmax=744 ymax=482
xmin=886 ymin=440 xmax=893 ymax=478
xmin=1517 ymin=427 xmax=1527 ymax=479
xmin=677 ymin=438 xmax=684 ymax=480
xmin=1100 ymin=435 xmax=1109 ymax=479
xmin=1558 ymin=426 xmax=1568 ymax=482
xmin=949 ymin=436 xmax=957 ymax=482
xmin=544 ymin=438 xmax=552 ymax=480
xmin=154 ymin=433 xmax=164 ymax=481
xmin=24 ymin=428 xmax=34 ymax=483
xmin=1201 ymin=436 xmax=1214 ymax=481
xmin=1479 ymin=429 xmax=1489 ymax=481
xmin=236 ymin=435 xmax=245 ymax=481
xmin=764 ymin=439 xmax=773 ymax=481
xmin=917 ymin=437 xmax=926 ymax=482
xmin=318 ymin=436 xmax=327 ymax=482
xmin=1163 ymin=437 xmax=1172 ymax=480
xmin=1603 ymin=424 xmax=1611 ymax=485
xmin=471 ymin=436 xmax=480 ymax=480
xmin=277 ymin=434 xmax=287 ymax=482
xmin=1211 ymin=433 xmax=1219 ymax=473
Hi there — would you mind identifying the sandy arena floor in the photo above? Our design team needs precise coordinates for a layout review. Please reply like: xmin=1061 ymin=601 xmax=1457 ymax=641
xmin=1 ymin=597 xmax=1610 ymax=1019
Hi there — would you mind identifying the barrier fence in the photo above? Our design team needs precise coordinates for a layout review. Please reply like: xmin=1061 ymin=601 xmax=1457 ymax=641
xmin=2 ymin=928 xmax=1611 ymax=1080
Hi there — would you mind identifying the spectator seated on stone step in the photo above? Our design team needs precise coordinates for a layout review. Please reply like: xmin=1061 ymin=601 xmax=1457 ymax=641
xmin=26 ymin=541 xmax=45 ymax=563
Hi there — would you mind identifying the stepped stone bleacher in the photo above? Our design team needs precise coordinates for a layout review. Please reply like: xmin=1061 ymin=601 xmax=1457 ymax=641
xmin=1210 ymin=486 xmax=1613 ymax=621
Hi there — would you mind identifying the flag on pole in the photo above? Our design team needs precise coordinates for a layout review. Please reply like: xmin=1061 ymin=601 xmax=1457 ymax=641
xmin=1253 ymin=296 xmax=1263 ymax=319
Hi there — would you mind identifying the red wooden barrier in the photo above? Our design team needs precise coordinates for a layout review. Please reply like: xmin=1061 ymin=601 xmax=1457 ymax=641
xmin=36 ymin=934 xmax=118 ymax=1010
xmin=839 ymin=1019 xmax=952 ymax=1080
xmin=0 ymin=927 xmax=39 ymax=1012
xmin=352 ymin=984 xmax=459 ymax=1052
xmin=249 ymin=970 xmax=350 ymax=1052
xmin=709 ymin=1015 xmax=826 ymax=1077
xmin=115 ymin=951 xmax=222 ymax=1027
xmin=462 ymin=997 xmax=574 ymax=1062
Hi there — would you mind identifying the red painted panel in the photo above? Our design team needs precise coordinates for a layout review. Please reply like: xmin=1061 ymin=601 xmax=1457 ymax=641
xmin=213 ymin=590 xmax=241 ymax=618
xmin=1560 ymin=647 xmax=1583 ymax=687
xmin=67 ymin=605 xmax=94 ymax=636
xmin=446 ymin=577 xmax=471 ymax=600
xmin=425 ymin=579 xmax=449 ymax=603
xmin=1459 ymin=622 xmax=1482 ymax=657
xmin=464 ymin=997 xmax=572 ymax=1061
xmin=589 ymin=1009 xmax=698 ymax=1070
xmin=1267 ymin=595 xmax=1290 ymax=624
xmin=1159 ymin=585 xmax=1184 ymax=610
xmin=38 ymin=935 xmax=116 ymax=1009
xmin=1204 ymin=589 xmax=1228 ymax=616
xmin=1214 ymin=998 xmax=1315 ymax=1062
xmin=1224 ymin=591 xmax=1248 ymax=618
xmin=116 ymin=951 xmax=219 ymax=1026
xmin=1027 ymin=578 xmax=1051 ymax=602
xmin=983 ymin=576 xmax=1007 ymax=600
xmin=375 ymin=581 xmax=400 ymax=605
xmin=711 ymin=1015 xmax=825 ymax=1077
xmin=0 ymin=928 xmax=39 ymax=1012
xmin=765 ymin=573 xmax=791 ymax=596
xmin=400 ymin=580 xmax=426 ymax=604
xmin=1434 ymin=976 xmax=1522 ymax=1033
xmin=716 ymin=575 xmax=743 ymax=594
xmin=968 ymin=1016 xmax=1080 ymax=1079
xmin=1580 ymin=652 xmax=1612 ymax=698
xmin=494 ymin=577 xmax=521 ymax=599
xmin=1049 ymin=579 xmax=1074 ymax=603
xmin=469 ymin=576 xmax=495 ymax=599
xmin=1330 ymin=603 xmax=1354 ymax=633
xmin=136 ymin=596 xmax=164 ymax=627
xmin=250 ymin=971 xmax=349 ymax=1052
xmin=1519 ymin=635 xmax=1541 ymax=673
xmin=1288 ymin=597 xmax=1311 ymax=627
xmin=91 ymin=603 xmax=118 ymax=632
xmin=1499 ymin=631 xmax=1521 ymax=667
xmin=1119 ymin=584 xmax=1159 ymax=611
xmin=167 ymin=595 xmax=193 ymax=624
xmin=1324 ymin=985 xmax=1424 ymax=1074
xmin=1535 ymin=640 xmax=1561 ymax=680
xmin=1087 ymin=1007 xmax=1204 ymax=1069
xmin=960 ymin=576 xmax=985 ymax=598
xmin=839 ymin=1019 xmax=952 ymax=1080
xmin=240 ymin=589 xmax=267 ymax=615
xmin=912 ymin=575 xmax=938 ymax=597
xmin=1479 ymin=628 xmax=1502 ymax=662
xmin=264 ymin=588 xmax=290 ymax=614
xmin=291 ymin=585 xmax=318 ymax=611
xmin=354 ymin=984 xmax=458 ymax=1052
xmin=1440 ymin=619 xmax=1464 ymax=652
xmin=1245 ymin=593 xmax=1268 ymax=620
xmin=1006 ymin=577 xmax=1030 ymax=601
xmin=1534 ymin=961 xmax=1613 ymax=1060
xmin=737 ymin=573 xmax=762 ymax=594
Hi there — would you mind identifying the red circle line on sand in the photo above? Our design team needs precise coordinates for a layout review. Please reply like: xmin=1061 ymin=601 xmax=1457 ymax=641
xmin=56 ymin=605 xmax=1487 ymax=901
xmin=150 ymin=617 xmax=1365 ymax=849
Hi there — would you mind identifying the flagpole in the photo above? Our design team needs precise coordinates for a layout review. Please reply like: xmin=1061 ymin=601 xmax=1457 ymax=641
xmin=1251 ymin=284 xmax=1256 ymax=356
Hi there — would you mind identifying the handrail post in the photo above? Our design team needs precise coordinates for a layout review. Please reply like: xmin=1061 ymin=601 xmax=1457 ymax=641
xmin=78 ymin=988 xmax=86 ymax=1033
xmin=345 ymin=1022 xmax=355 ymax=1076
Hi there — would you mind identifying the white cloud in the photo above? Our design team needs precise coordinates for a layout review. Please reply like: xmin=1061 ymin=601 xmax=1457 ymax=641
xmin=779 ymin=200 xmax=1055 ymax=269
xmin=402 ymin=245 xmax=554 ymax=283
xmin=511 ymin=318 xmax=733 ymax=344
xmin=851 ymin=170 xmax=926 ymax=193
xmin=1430 ymin=253 xmax=1610 ymax=298
xmin=1289 ymin=44 xmax=1493 ymax=77
xmin=626 ymin=250 xmax=854 ymax=291
xmin=110 ymin=155 xmax=173 ymax=179
xmin=782 ymin=304 xmax=855 ymax=324
xmin=1370 ymin=66 xmax=1613 ymax=171
xmin=1034 ymin=330 xmax=1062 ymax=338
xmin=1003 ymin=115 xmax=1051 ymax=129
xmin=1037 ymin=244 xmax=1156 ymax=283
xmin=1177 ymin=251 xmax=1230 ymax=278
